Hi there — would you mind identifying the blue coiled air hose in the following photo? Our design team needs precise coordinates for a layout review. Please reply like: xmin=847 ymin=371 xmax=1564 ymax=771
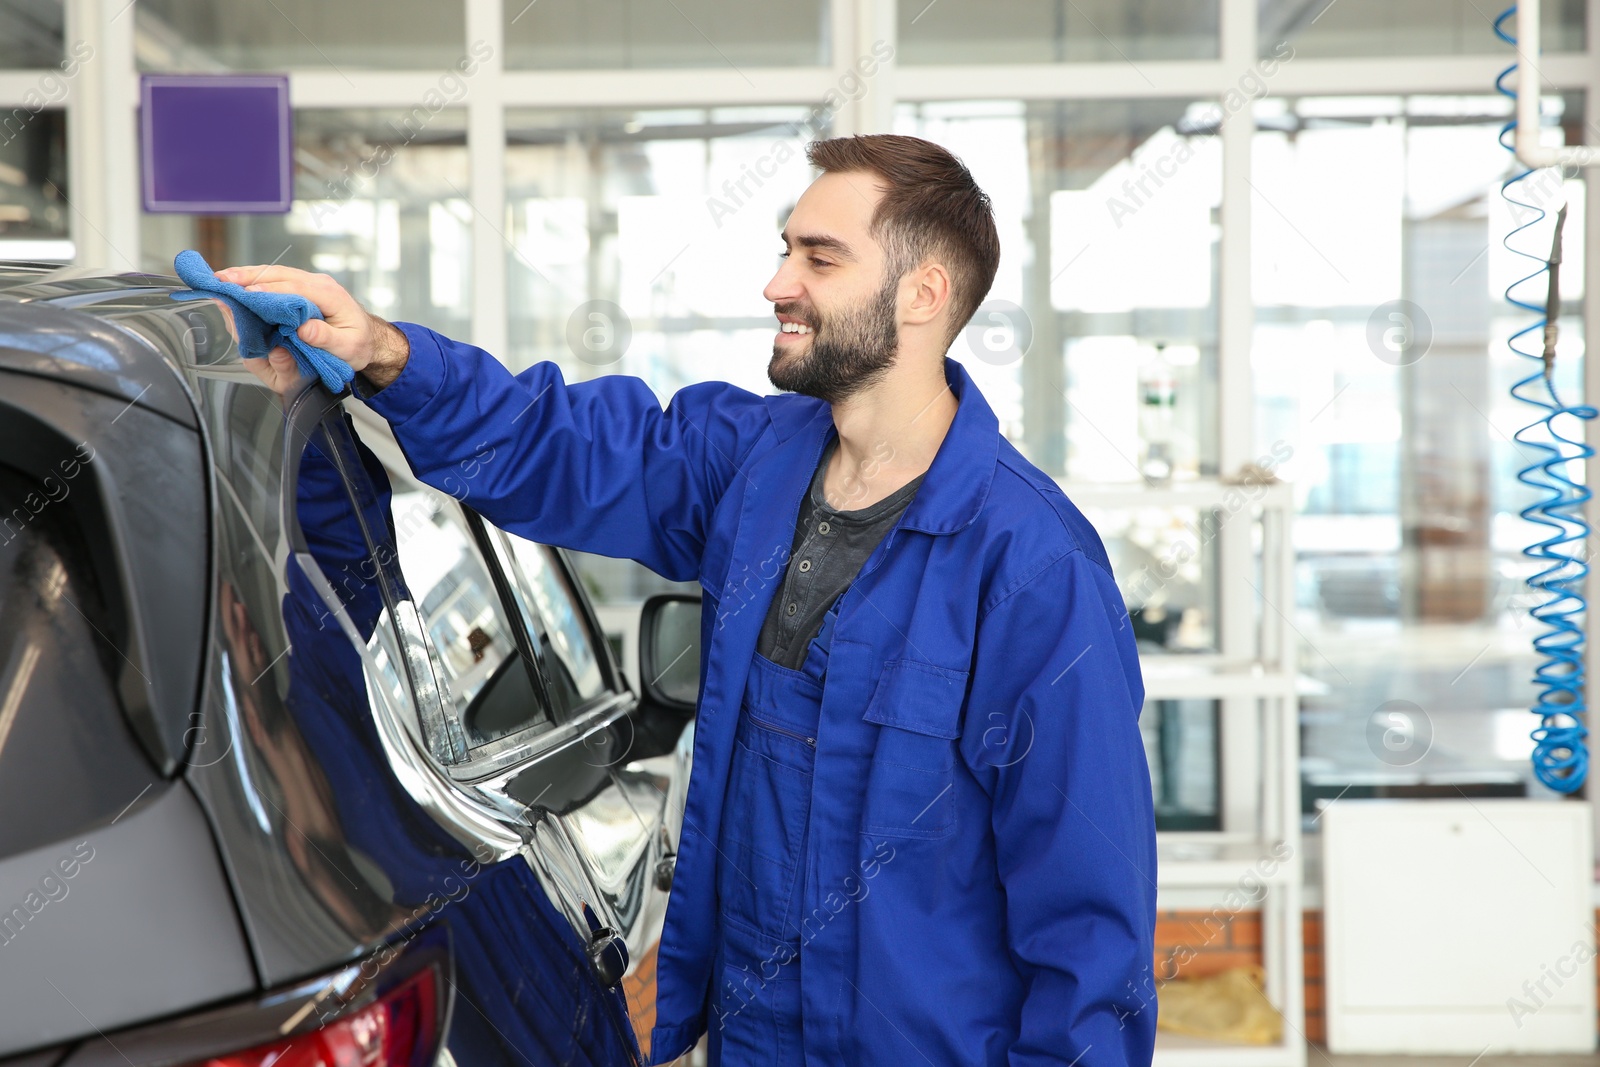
xmin=1496 ymin=5 xmax=1594 ymax=793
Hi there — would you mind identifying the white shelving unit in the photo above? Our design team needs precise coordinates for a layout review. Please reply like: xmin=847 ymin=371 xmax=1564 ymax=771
xmin=1064 ymin=478 xmax=1305 ymax=1067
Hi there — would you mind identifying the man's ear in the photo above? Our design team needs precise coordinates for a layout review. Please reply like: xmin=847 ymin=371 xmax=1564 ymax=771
xmin=902 ymin=259 xmax=952 ymax=330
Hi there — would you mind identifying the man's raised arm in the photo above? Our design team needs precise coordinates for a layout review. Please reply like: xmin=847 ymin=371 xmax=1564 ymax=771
xmin=219 ymin=264 xmax=769 ymax=582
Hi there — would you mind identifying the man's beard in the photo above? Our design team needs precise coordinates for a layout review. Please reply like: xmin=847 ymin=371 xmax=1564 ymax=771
xmin=768 ymin=274 xmax=898 ymax=404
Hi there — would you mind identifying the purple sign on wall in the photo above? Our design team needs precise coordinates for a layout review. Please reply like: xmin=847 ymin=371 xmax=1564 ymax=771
xmin=141 ymin=74 xmax=292 ymax=214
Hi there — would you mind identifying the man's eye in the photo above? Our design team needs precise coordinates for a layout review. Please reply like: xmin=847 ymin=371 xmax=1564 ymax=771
xmin=778 ymin=250 xmax=790 ymax=259
xmin=810 ymin=258 xmax=831 ymax=268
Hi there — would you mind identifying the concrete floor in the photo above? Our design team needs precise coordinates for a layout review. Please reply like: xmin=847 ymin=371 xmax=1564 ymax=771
xmin=1310 ymin=1052 xmax=1600 ymax=1066
xmin=665 ymin=1036 xmax=1600 ymax=1064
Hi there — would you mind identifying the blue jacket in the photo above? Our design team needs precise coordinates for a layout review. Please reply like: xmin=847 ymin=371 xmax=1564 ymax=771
xmin=362 ymin=324 xmax=1158 ymax=1066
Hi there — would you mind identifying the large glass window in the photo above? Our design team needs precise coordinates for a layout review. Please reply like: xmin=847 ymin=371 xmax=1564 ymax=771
xmin=1251 ymin=93 xmax=1586 ymax=796
xmin=1143 ymin=698 xmax=1221 ymax=831
xmin=898 ymin=0 xmax=1219 ymax=64
xmin=502 ymin=0 xmax=829 ymax=70
xmin=0 ymin=106 xmax=68 ymax=260
xmin=39 ymin=0 xmax=1600 ymax=878
xmin=1259 ymin=0 xmax=1585 ymax=58
xmin=896 ymin=99 xmax=1221 ymax=481
xmin=141 ymin=108 xmax=471 ymax=338
xmin=0 ymin=0 xmax=63 ymax=68
xmin=134 ymin=0 xmax=468 ymax=71
xmin=501 ymin=105 xmax=834 ymax=610
xmin=503 ymin=106 xmax=827 ymax=392
xmin=1086 ymin=503 xmax=1222 ymax=653
xmin=0 ymin=2 xmax=72 ymax=262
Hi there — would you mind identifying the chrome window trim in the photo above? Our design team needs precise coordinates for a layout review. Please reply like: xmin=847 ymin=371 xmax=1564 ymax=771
xmin=447 ymin=690 xmax=636 ymax=785
xmin=279 ymin=386 xmax=522 ymax=859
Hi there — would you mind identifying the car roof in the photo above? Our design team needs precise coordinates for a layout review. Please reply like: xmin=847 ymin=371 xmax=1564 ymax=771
xmin=0 ymin=261 xmax=203 ymax=429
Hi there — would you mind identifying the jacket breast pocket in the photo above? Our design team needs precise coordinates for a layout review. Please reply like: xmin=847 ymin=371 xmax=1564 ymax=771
xmin=859 ymin=659 xmax=968 ymax=840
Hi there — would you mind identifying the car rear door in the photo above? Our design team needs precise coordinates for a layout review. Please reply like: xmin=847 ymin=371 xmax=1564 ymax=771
xmin=286 ymin=395 xmax=640 ymax=1064
xmin=337 ymin=404 xmax=687 ymax=1053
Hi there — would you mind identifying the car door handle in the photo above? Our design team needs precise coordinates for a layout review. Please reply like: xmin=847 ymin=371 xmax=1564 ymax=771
xmin=654 ymin=853 xmax=675 ymax=892
xmin=587 ymin=925 xmax=629 ymax=989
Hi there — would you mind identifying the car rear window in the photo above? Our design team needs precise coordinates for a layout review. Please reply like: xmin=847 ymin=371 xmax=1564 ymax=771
xmin=0 ymin=464 xmax=161 ymax=857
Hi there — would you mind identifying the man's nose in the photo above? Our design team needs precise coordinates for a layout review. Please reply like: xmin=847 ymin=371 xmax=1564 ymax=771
xmin=763 ymin=257 xmax=803 ymax=305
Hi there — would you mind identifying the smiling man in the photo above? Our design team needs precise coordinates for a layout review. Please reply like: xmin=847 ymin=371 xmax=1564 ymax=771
xmin=219 ymin=133 xmax=1156 ymax=1066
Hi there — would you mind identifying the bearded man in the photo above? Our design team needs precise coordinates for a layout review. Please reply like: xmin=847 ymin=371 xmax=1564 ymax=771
xmin=218 ymin=133 xmax=1157 ymax=1067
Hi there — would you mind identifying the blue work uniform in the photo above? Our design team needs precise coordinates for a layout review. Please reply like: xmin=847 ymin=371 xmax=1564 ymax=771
xmin=360 ymin=323 xmax=1159 ymax=1066
xmin=711 ymin=624 xmax=832 ymax=1064
xmin=712 ymin=433 xmax=920 ymax=1063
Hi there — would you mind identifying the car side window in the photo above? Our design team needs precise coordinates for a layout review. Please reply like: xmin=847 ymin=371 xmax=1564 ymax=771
xmin=385 ymin=460 xmax=556 ymax=752
xmin=312 ymin=409 xmax=555 ymax=762
xmin=286 ymin=414 xmax=448 ymax=760
xmin=481 ymin=530 xmax=610 ymax=718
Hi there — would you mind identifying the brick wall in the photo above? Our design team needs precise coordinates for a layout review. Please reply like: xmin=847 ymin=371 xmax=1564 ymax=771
xmin=1155 ymin=908 xmax=1600 ymax=1046
xmin=1154 ymin=907 xmax=1264 ymax=980
xmin=1304 ymin=910 xmax=1323 ymax=1044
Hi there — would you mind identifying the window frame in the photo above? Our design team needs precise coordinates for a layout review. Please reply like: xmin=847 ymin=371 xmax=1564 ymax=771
xmin=334 ymin=404 xmax=566 ymax=771
xmin=441 ymin=515 xmax=637 ymax=781
xmin=471 ymin=514 xmax=628 ymax=708
xmin=331 ymin=399 xmax=638 ymax=782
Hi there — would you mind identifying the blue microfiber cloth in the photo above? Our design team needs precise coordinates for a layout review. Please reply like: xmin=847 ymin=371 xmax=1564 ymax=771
xmin=170 ymin=249 xmax=355 ymax=394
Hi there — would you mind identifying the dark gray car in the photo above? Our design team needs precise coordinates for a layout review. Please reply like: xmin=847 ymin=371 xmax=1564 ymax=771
xmin=0 ymin=263 xmax=706 ymax=1067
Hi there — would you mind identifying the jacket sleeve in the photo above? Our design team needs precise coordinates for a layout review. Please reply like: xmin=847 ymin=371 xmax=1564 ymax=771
xmin=354 ymin=323 xmax=772 ymax=583
xmin=960 ymin=546 xmax=1157 ymax=1066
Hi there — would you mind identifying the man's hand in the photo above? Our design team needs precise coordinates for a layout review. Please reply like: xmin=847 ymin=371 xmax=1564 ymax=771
xmin=212 ymin=264 xmax=411 ymax=389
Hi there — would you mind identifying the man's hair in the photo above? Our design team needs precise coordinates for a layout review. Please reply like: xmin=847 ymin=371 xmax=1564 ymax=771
xmin=805 ymin=134 xmax=1000 ymax=349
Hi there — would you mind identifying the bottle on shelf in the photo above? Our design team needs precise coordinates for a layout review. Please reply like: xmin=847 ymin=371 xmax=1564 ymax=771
xmin=1139 ymin=340 xmax=1177 ymax=485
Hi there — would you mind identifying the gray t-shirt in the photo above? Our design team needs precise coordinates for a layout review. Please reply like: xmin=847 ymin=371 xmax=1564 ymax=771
xmin=755 ymin=438 xmax=924 ymax=670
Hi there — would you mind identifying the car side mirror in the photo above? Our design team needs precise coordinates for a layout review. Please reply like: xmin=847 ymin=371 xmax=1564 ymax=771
xmin=639 ymin=593 xmax=701 ymax=712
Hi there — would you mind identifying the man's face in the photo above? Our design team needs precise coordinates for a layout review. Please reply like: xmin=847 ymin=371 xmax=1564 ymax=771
xmin=763 ymin=171 xmax=899 ymax=404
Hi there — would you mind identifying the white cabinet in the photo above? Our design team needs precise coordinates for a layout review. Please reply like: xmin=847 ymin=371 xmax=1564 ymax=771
xmin=1323 ymin=799 xmax=1595 ymax=1054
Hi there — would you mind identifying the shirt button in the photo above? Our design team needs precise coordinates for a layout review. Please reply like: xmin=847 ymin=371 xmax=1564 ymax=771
xmin=798 ymin=559 xmax=812 ymax=572
xmin=786 ymin=602 xmax=798 ymax=616
xmin=818 ymin=521 xmax=831 ymax=534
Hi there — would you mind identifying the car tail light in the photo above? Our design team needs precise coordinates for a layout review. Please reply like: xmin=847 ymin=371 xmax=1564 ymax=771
xmin=192 ymin=967 xmax=439 ymax=1067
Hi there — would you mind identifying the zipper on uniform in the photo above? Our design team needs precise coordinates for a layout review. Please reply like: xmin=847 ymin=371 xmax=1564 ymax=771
xmin=748 ymin=711 xmax=816 ymax=747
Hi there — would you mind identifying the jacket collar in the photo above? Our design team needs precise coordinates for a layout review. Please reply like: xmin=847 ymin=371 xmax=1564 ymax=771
xmin=763 ymin=356 xmax=998 ymax=536
xmin=898 ymin=356 xmax=997 ymax=534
